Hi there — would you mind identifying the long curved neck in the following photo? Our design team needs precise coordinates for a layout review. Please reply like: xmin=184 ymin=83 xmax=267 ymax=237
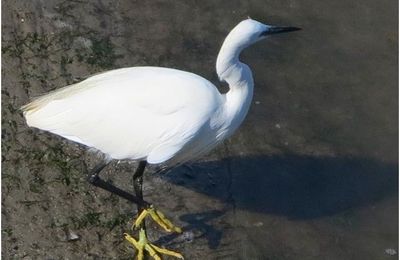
xmin=216 ymin=40 xmax=254 ymax=137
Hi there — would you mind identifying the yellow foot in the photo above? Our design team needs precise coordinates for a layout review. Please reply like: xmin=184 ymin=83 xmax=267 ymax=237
xmin=133 ymin=205 xmax=182 ymax=233
xmin=125 ymin=229 xmax=184 ymax=260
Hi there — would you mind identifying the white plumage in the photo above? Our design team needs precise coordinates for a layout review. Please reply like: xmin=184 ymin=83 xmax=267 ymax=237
xmin=22 ymin=19 xmax=300 ymax=165
xmin=24 ymin=67 xmax=226 ymax=164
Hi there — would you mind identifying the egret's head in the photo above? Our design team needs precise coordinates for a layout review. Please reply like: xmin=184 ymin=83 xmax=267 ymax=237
xmin=226 ymin=18 xmax=301 ymax=48
xmin=217 ymin=18 xmax=300 ymax=81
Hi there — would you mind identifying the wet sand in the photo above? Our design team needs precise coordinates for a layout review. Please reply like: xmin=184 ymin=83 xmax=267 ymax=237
xmin=2 ymin=0 xmax=398 ymax=259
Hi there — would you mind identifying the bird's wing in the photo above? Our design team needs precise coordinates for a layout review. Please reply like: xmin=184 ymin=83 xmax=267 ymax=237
xmin=23 ymin=67 xmax=222 ymax=163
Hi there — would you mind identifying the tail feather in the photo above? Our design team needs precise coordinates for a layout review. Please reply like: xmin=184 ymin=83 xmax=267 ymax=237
xmin=21 ymin=83 xmax=81 ymax=115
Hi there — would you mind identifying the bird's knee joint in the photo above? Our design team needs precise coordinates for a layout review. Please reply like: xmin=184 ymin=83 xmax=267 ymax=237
xmin=88 ymin=174 xmax=99 ymax=184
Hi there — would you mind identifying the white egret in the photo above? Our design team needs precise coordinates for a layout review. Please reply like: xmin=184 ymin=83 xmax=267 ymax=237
xmin=22 ymin=18 xmax=300 ymax=259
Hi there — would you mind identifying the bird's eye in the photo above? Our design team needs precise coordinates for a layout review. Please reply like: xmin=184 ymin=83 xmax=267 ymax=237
xmin=259 ymin=30 xmax=269 ymax=37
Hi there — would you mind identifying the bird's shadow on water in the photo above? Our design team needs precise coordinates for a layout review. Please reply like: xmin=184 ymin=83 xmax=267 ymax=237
xmin=157 ymin=154 xmax=398 ymax=247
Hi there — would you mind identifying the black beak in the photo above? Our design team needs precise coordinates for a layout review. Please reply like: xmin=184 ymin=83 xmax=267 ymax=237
xmin=261 ymin=26 xmax=301 ymax=36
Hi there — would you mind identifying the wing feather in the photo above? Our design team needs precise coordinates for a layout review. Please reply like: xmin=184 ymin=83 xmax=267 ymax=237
xmin=22 ymin=67 xmax=222 ymax=162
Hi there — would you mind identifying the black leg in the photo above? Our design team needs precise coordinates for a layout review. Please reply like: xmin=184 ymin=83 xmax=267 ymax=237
xmin=132 ymin=161 xmax=147 ymax=229
xmin=87 ymin=161 xmax=150 ymax=208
